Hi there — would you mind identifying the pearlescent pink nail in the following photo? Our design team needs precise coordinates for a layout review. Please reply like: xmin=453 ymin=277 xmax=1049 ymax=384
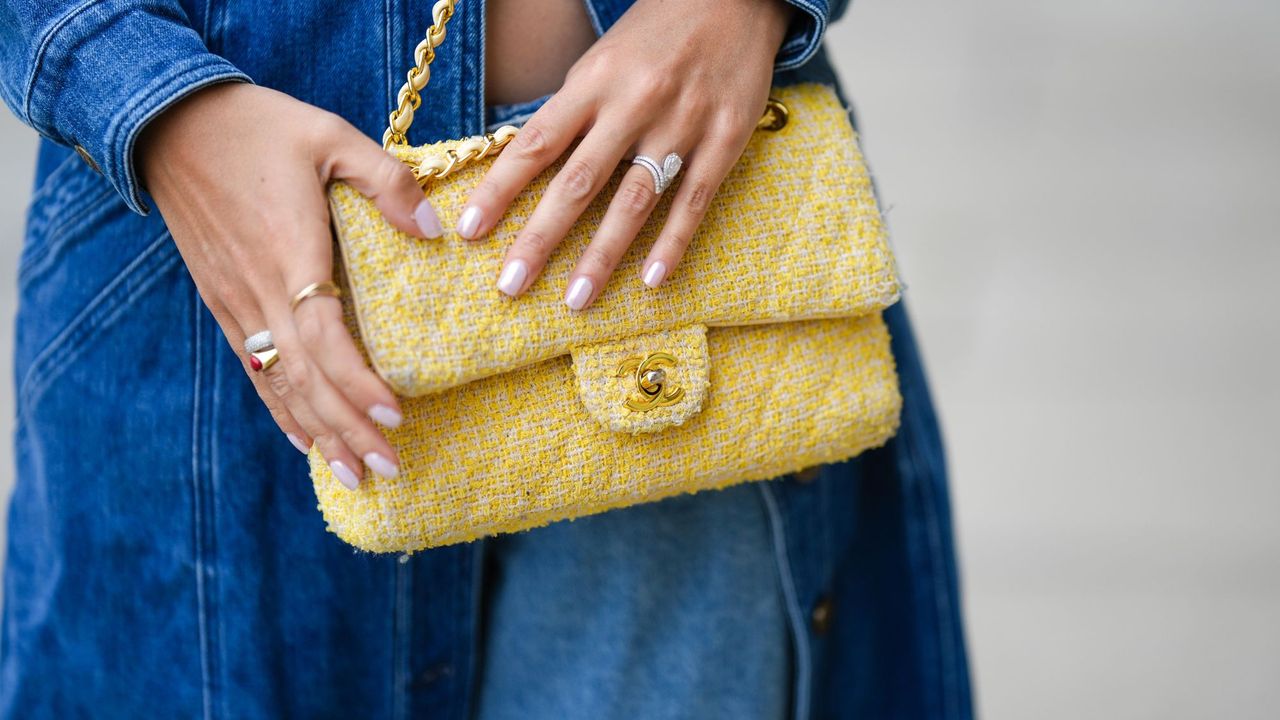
xmin=456 ymin=206 xmax=482 ymax=239
xmin=643 ymin=261 xmax=667 ymax=288
xmin=414 ymin=199 xmax=443 ymax=239
xmin=565 ymin=277 xmax=593 ymax=310
xmin=497 ymin=259 xmax=528 ymax=296
xmin=330 ymin=461 xmax=360 ymax=490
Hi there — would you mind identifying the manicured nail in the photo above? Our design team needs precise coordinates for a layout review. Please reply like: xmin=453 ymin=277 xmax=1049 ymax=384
xmin=456 ymin=205 xmax=482 ymax=239
xmin=368 ymin=403 xmax=403 ymax=428
xmin=565 ymin=276 xmax=594 ymax=310
xmin=363 ymin=452 xmax=399 ymax=479
xmin=330 ymin=461 xmax=360 ymax=490
xmin=414 ymin=199 xmax=443 ymax=239
xmin=497 ymin=259 xmax=528 ymax=296
xmin=643 ymin=261 xmax=667 ymax=288
xmin=286 ymin=433 xmax=311 ymax=455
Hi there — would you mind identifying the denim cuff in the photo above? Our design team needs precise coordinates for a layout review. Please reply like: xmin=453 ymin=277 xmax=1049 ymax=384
xmin=21 ymin=0 xmax=250 ymax=214
xmin=774 ymin=0 xmax=828 ymax=72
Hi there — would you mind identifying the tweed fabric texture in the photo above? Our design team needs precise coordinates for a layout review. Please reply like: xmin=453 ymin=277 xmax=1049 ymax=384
xmin=570 ymin=324 xmax=710 ymax=434
xmin=327 ymin=83 xmax=900 ymax=396
xmin=313 ymin=82 xmax=904 ymax=552
xmin=309 ymin=316 xmax=901 ymax=553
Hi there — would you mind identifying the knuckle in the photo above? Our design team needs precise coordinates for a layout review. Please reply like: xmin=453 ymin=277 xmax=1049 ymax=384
xmin=714 ymin=107 xmax=756 ymax=138
xmin=331 ymin=363 xmax=373 ymax=400
xmin=617 ymin=179 xmax=655 ymax=216
xmin=511 ymin=123 xmax=552 ymax=162
xmin=556 ymin=159 xmax=598 ymax=202
xmin=568 ymin=52 xmax=611 ymax=82
xmin=516 ymin=228 xmax=558 ymax=258
xmin=375 ymin=155 xmax=414 ymax=192
xmin=632 ymin=70 xmax=674 ymax=102
xmin=266 ymin=365 xmax=295 ymax=398
xmin=311 ymin=433 xmax=343 ymax=460
xmin=580 ymin=244 xmax=618 ymax=272
xmin=309 ymin=111 xmax=349 ymax=145
xmin=281 ymin=354 xmax=312 ymax=394
xmin=472 ymin=177 xmax=504 ymax=204
xmin=295 ymin=312 xmax=326 ymax=348
xmin=337 ymin=426 xmax=367 ymax=452
xmin=661 ymin=229 xmax=693 ymax=254
xmin=683 ymin=179 xmax=716 ymax=216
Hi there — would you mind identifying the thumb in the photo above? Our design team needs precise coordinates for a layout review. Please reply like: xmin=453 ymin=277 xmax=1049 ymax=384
xmin=320 ymin=119 xmax=442 ymax=239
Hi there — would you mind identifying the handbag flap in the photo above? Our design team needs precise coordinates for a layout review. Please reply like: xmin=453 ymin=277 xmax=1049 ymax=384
xmin=570 ymin=324 xmax=710 ymax=434
xmin=329 ymin=82 xmax=899 ymax=397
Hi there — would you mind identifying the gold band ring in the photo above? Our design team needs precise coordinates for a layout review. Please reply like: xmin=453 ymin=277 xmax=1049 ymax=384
xmin=290 ymin=281 xmax=343 ymax=311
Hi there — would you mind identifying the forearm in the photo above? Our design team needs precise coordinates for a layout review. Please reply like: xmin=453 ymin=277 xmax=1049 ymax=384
xmin=0 ymin=0 xmax=248 ymax=214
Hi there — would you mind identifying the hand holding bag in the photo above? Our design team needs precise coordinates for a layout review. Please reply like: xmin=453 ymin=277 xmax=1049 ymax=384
xmin=310 ymin=0 xmax=904 ymax=553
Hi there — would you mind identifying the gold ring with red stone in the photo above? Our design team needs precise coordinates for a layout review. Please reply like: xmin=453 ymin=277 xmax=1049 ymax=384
xmin=249 ymin=347 xmax=279 ymax=372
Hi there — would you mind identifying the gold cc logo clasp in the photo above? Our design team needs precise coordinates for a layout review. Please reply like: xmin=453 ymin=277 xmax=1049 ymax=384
xmin=615 ymin=352 xmax=684 ymax=412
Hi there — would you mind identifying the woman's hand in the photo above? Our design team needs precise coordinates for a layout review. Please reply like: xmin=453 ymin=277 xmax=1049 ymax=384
xmin=138 ymin=83 xmax=442 ymax=488
xmin=458 ymin=0 xmax=794 ymax=308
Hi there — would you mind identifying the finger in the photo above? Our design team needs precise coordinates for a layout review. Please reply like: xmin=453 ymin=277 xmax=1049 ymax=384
xmin=238 ymin=337 xmax=314 ymax=456
xmin=319 ymin=115 xmax=441 ymax=239
xmin=563 ymin=153 xmax=673 ymax=310
xmin=289 ymin=290 xmax=404 ymax=431
xmin=495 ymin=129 xmax=634 ymax=300
xmin=258 ymin=341 xmax=366 ymax=490
xmin=642 ymin=127 xmax=749 ymax=289
xmin=456 ymin=93 xmax=593 ymax=240
xmin=195 ymin=275 xmax=314 ymax=455
xmin=264 ymin=309 xmax=403 ymax=488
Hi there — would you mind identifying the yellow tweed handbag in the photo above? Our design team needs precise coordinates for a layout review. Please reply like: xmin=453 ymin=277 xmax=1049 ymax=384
xmin=310 ymin=0 xmax=903 ymax=553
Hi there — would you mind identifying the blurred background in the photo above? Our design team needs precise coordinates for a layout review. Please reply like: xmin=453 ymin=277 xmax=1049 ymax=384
xmin=1 ymin=0 xmax=1277 ymax=717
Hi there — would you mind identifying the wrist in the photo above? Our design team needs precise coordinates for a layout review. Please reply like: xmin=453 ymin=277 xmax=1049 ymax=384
xmin=137 ymin=81 xmax=251 ymax=187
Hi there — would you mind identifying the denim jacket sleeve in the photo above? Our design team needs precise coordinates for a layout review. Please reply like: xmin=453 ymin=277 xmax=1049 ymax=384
xmin=774 ymin=0 xmax=831 ymax=71
xmin=581 ymin=0 xmax=836 ymax=72
xmin=0 ymin=0 xmax=249 ymax=214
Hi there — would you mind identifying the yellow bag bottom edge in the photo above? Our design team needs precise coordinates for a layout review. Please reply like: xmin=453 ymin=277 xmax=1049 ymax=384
xmin=309 ymin=314 xmax=902 ymax=553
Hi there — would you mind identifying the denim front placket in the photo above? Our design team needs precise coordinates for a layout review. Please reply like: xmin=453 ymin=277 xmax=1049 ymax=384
xmin=387 ymin=8 xmax=489 ymax=720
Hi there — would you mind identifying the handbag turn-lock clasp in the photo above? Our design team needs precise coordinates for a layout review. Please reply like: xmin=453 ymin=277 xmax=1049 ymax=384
xmin=615 ymin=353 xmax=684 ymax=412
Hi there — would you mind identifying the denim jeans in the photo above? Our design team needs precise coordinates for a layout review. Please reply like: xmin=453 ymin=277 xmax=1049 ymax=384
xmin=1 ymin=0 xmax=971 ymax=715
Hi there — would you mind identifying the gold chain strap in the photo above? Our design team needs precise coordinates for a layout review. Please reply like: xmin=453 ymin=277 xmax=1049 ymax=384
xmin=384 ymin=0 xmax=790 ymax=188
xmin=383 ymin=0 xmax=457 ymax=149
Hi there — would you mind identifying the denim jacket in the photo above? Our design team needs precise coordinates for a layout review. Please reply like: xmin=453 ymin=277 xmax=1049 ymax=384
xmin=0 ymin=1 xmax=970 ymax=717
xmin=0 ymin=0 xmax=847 ymax=215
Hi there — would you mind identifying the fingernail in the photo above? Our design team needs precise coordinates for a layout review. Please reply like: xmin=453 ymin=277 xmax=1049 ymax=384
xmin=497 ymin=259 xmax=528 ymax=296
xmin=363 ymin=452 xmax=400 ymax=479
xmin=286 ymin=433 xmax=311 ymax=455
xmin=369 ymin=403 xmax=403 ymax=428
xmin=330 ymin=461 xmax=360 ymax=490
xmin=565 ymin=276 xmax=593 ymax=310
xmin=643 ymin=261 xmax=667 ymax=288
xmin=456 ymin=205 xmax=482 ymax=239
xmin=414 ymin=199 xmax=443 ymax=239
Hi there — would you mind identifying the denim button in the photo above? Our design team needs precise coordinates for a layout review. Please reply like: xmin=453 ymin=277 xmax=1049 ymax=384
xmin=73 ymin=144 xmax=101 ymax=174
xmin=811 ymin=596 xmax=833 ymax=635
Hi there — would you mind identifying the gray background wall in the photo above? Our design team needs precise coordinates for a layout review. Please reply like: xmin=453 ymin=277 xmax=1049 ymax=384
xmin=1 ymin=0 xmax=1277 ymax=716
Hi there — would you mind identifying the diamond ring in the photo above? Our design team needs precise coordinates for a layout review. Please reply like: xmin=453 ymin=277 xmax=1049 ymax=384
xmin=631 ymin=152 xmax=683 ymax=195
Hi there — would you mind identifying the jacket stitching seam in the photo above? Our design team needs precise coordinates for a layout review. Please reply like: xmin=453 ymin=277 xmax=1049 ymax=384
xmin=17 ymin=184 xmax=117 ymax=289
xmin=16 ymin=229 xmax=178 ymax=411
xmin=191 ymin=289 xmax=215 ymax=720
xmin=20 ymin=0 xmax=98 ymax=133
